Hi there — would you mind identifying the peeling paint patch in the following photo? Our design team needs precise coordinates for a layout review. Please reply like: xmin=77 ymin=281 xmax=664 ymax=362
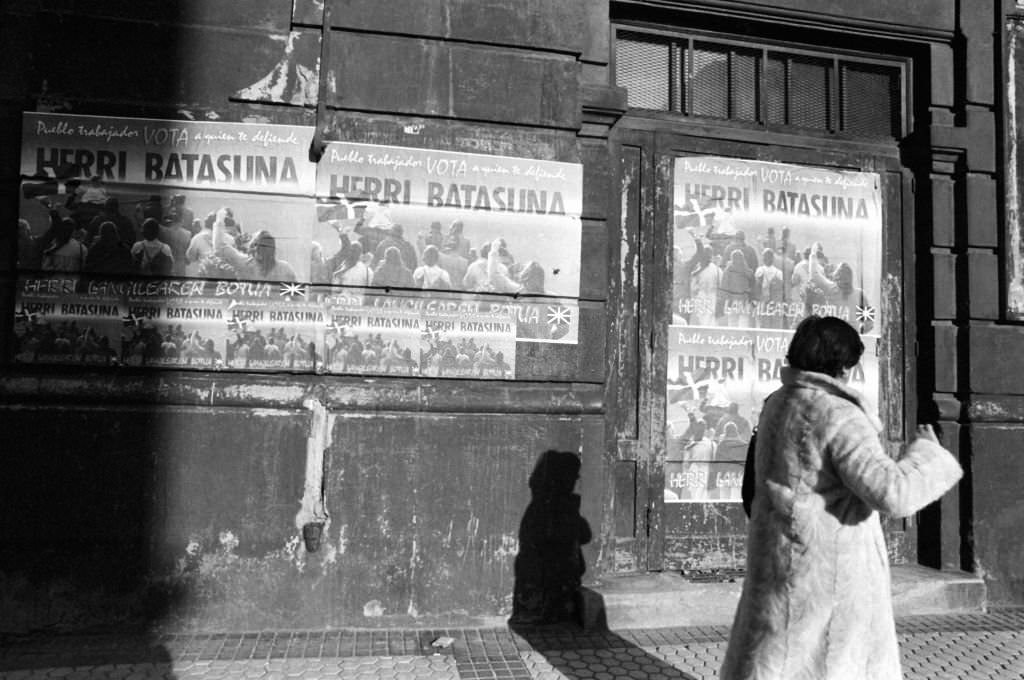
xmin=492 ymin=533 xmax=520 ymax=560
xmin=233 ymin=31 xmax=319 ymax=106
xmin=295 ymin=399 xmax=334 ymax=531
xmin=973 ymin=400 xmax=1009 ymax=419
xmin=321 ymin=542 xmax=338 ymax=566
xmin=363 ymin=599 xmax=385 ymax=617
xmin=337 ymin=523 xmax=348 ymax=555
xmin=220 ymin=384 xmax=307 ymax=403
xmin=620 ymin=173 xmax=636 ymax=288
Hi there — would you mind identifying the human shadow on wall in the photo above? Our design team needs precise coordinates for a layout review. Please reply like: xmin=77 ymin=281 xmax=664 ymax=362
xmin=508 ymin=450 xmax=697 ymax=680
xmin=509 ymin=449 xmax=591 ymax=626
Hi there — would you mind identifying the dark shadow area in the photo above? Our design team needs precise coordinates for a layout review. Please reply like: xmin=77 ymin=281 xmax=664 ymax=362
xmin=511 ymin=606 xmax=709 ymax=680
xmin=509 ymin=449 xmax=591 ymax=626
xmin=0 ymin=8 xmax=211 ymax=677
xmin=0 ymin=404 xmax=179 ymax=679
xmin=0 ymin=632 xmax=175 ymax=675
xmin=508 ymin=450 xmax=701 ymax=679
xmin=512 ymin=622 xmax=704 ymax=680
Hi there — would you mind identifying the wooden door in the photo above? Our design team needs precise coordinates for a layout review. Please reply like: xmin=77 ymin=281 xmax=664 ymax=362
xmin=613 ymin=121 xmax=914 ymax=574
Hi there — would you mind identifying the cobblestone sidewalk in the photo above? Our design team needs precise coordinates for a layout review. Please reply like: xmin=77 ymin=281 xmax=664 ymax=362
xmin=2 ymin=609 xmax=1023 ymax=679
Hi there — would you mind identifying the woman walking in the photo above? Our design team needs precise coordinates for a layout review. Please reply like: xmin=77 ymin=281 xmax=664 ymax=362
xmin=722 ymin=315 xmax=962 ymax=680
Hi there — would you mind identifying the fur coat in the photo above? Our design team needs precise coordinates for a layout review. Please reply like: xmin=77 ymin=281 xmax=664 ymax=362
xmin=721 ymin=367 xmax=963 ymax=680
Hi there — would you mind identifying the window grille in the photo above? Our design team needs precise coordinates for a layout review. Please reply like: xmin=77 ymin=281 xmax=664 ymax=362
xmin=616 ymin=34 xmax=671 ymax=110
xmin=615 ymin=28 xmax=905 ymax=139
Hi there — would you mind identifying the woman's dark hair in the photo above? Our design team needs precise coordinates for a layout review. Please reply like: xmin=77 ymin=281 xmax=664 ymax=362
xmin=786 ymin=315 xmax=864 ymax=378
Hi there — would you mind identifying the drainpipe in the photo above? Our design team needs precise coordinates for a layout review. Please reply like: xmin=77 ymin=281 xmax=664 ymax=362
xmin=309 ymin=0 xmax=333 ymax=164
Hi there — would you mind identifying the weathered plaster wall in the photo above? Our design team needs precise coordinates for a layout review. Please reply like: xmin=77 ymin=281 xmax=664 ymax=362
xmin=0 ymin=395 xmax=606 ymax=631
xmin=0 ymin=0 xmax=625 ymax=632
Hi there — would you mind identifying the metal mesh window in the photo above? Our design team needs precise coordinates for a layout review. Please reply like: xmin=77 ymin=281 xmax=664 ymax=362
xmin=730 ymin=48 xmax=760 ymax=122
xmin=841 ymin=63 xmax=901 ymax=138
xmin=616 ymin=32 xmax=671 ymax=110
xmin=786 ymin=55 xmax=832 ymax=131
xmin=614 ymin=27 xmax=904 ymax=140
xmin=690 ymin=43 xmax=730 ymax=118
xmin=764 ymin=55 xmax=787 ymax=125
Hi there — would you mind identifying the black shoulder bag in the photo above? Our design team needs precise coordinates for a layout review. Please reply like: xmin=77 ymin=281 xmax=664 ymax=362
xmin=741 ymin=428 xmax=757 ymax=518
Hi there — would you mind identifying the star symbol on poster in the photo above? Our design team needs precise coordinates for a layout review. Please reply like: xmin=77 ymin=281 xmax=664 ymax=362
xmin=855 ymin=305 xmax=876 ymax=324
xmin=121 ymin=313 xmax=141 ymax=328
xmin=279 ymin=282 xmax=308 ymax=299
xmin=325 ymin=319 xmax=345 ymax=335
xmin=226 ymin=317 xmax=246 ymax=333
xmin=546 ymin=305 xmax=572 ymax=326
xmin=17 ymin=308 xmax=40 ymax=325
xmin=546 ymin=305 xmax=573 ymax=340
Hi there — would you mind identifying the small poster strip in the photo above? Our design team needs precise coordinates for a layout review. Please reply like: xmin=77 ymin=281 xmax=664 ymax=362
xmin=122 ymin=293 xmax=227 ymax=369
xmin=224 ymin=284 xmax=320 ymax=372
xmin=421 ymin=312 xmax=516 ymax=379
xmin=14 ymin=276 xmax=122 ymax=366
xmin=320 ymin=306 xmax=423 ymax=376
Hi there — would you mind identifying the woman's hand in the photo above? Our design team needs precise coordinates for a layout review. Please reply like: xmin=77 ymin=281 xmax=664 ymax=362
xmin=916 ymin=424 xmax=939 ymax=443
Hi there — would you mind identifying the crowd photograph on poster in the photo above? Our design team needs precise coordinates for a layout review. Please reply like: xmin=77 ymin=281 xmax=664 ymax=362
xmin=313 ymin=140 xmax=583 ymax=299
xmin=19 ymin=186 xmax=317 ymax=283
xmin=13 ymin=283 xmax=123 ymax=366
xmin=313 ymin=201 xmax=576 ymax=297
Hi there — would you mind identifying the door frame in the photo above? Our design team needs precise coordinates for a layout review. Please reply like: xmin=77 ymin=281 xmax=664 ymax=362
xmin=610 ymin=117 xmax=918 ymax=571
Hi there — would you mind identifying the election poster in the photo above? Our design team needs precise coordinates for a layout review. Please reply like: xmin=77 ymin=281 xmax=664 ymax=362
xmin=122 ymin=292 xmax=227 ymax=370
xmin=314 ymin=141 xmax=583 ymax=303
xmin=224 ymin=287 xmax=321 ymax=373
xmin=13 ymin=275 xmax=122 ymax=366
xmin=320 ymin=304 xmax=423 ymax=377
xmin=665 ymin=157 xmax=883 ymax=503
xmin=420 ymin=310 xmax=517 ymax=379
xmin=663 ymin=326 xmax=880 ymax=503
xmin=671 ymin=156 xmax=882 ymax=333
xmin=18 ymin=112 xmax=317 ymax=283
xmin=315 ymin=287 xmax=519 ymax=378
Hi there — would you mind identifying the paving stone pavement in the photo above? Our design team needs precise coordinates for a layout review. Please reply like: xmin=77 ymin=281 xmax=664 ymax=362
xmin=2 ymin=609 xmax=1023 ymax=679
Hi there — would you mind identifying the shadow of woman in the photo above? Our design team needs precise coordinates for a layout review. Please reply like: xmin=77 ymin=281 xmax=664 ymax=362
xmin=509 ymin=449 xmax=592 ymax=626
xmin=507 ymin=450 xmax=701 ymax=679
